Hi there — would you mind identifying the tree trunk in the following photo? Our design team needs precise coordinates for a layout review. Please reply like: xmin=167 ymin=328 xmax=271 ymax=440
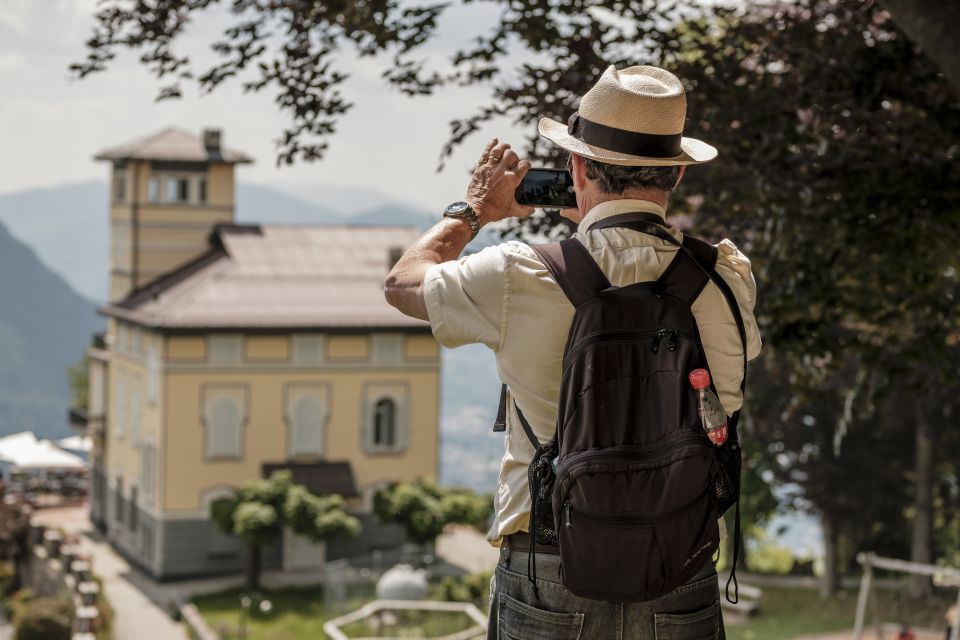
xmin=879 ymin=0 xmax=960 ymax=96
xmin=908 ymin=401 xmax=934 ymax=599
xmin=246 ymin=543 xmax=261 ymax=590
xmin=821 ymin=512 xmax=840 ymax=597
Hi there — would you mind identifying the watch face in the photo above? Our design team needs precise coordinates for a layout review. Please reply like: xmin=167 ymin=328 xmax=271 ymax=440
xmin=445 ymin=201 xmax=469 ymax=215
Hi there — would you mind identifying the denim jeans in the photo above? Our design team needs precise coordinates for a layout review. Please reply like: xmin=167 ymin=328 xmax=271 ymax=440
xmin=488 ymin=547 xmax=724 ymax=639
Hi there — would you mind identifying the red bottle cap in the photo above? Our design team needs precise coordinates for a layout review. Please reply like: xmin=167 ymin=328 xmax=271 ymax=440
xmin=688 ymin=368 xmax=711 ymax=390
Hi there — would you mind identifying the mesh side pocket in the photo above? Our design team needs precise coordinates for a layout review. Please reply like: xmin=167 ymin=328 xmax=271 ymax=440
xmin=712 ymin=432 xmax=741 ymax=516
xmin=528 ymin=443 xmax=559 ymax=546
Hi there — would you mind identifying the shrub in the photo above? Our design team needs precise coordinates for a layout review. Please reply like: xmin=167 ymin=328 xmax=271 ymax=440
xmin=434 ymin=571 xmax=491 ymax=604
xmin=1 ymin=588 xmax=33 ymax=623
xmin=0 ymin=561 xmax=15 ymax=598
xmin=14 ymin=597 xmax=74 ymax=640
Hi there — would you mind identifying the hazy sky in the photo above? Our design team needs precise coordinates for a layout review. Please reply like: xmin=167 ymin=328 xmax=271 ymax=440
xmin=0 ymin=0 xmax=529 ymax=212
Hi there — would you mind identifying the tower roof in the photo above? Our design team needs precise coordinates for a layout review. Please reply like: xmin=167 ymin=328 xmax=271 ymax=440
xmin=94 ymin=127 xmax=253 ymax=164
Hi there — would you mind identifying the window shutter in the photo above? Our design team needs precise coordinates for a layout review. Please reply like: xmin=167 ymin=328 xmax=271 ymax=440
xmin=396 ymin=394 xmax=411 ymax=452
xmin=360 ymin=395 xmax=372 ymax=452
xmin=130 ymin=384 xmax=141 ymax=445
xmin=206 ymin=392 xmax=244 ymax=458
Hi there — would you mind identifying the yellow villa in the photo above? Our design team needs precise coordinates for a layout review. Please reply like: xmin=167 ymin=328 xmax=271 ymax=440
xmin=80 ymin=128 xmax=440 ymax=579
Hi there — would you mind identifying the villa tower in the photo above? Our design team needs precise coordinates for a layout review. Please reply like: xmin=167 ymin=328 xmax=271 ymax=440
xmin=95 ymin=128 xmax=252 ymax=301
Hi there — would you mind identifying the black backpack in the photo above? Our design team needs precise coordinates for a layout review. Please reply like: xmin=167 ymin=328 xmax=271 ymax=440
xmin=494 ymin=212 xmax=748 ymax=604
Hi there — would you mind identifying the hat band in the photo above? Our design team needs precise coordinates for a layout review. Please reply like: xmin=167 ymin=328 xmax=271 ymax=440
xmin=568 ymin=113 xmax=682 ymax=158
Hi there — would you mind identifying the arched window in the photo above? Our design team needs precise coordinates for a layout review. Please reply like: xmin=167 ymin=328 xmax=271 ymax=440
xmin=373 ymin=398 xmax=396 ymax=448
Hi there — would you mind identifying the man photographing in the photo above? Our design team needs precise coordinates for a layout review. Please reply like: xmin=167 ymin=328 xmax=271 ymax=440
xmin=385 ymin=65 xmax=761 ymax=638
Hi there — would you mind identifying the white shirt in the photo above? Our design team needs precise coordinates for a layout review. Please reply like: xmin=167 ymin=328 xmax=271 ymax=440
xmin=423 ymin=199 xmax=762 ymax=545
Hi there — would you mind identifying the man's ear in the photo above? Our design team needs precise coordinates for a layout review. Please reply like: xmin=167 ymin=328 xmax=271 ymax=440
xmin=570 ymin=153 xmax=587 ymax=191
xmin=674 ymin=165 xmax=687 ymax=190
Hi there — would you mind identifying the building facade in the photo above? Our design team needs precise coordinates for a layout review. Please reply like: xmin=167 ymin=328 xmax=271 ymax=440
xmin=82 ymin=129 xmax=440 ymax=579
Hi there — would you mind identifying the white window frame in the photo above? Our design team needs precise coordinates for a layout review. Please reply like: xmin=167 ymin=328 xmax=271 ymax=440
xmin=140 ymin=443 xmax=157 ymax=503
xmin=113 ymin=370 xmax=126 ymax=439
xmin=285 ymin=384 xmax=330 ymax=458
xmin=373 ymin=397 xmax=398 ymax=448
xmin=147 ymin=176 xmax=160 ymax=203
xmin=361 ymin=382 xmax=409 ymax=455
xmin=209 ymin=335 xmax=243 ymax=365
xmin=292 ymin=335 xmax=325 ymax=365
xmin=164 ymin=175 xmax=191 ymax=204
xmin=371 ymin=334 xmax=403 ymax=365
xmin=129 ymin=377 xmax=142 ymax=446
xmin=146 ymin=171 xmax=209 ymax=205
xmin=202 ymin=386 xmax=247 ymax=460
xmin=146 ymin=342 xmax=159 ymax=405
xmin=113 ymin=169 xmax=127 ymax=203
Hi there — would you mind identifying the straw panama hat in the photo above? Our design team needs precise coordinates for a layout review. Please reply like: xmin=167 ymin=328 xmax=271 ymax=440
xmin=539 ymin=65 xmax=717 ymax=167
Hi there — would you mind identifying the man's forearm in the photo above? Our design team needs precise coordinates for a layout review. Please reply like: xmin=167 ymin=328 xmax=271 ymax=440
xmin=384 ymin=216 xmax=475 ymax=321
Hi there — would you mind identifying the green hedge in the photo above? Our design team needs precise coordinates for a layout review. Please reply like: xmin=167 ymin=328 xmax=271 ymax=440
xmin=13 ymin=596 xmax=74 ymax=640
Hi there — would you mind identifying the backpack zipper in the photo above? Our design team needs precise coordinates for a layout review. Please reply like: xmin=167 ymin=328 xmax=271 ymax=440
xmin=563 ymin=328 xmax=692 ymax=374
xmin=554 ymin=433 xmax=712 ymax=499
xmin=563 ymin=488 xmax=708 ymax=529
xmin=559 ymin=431 xmax=707 ymax=473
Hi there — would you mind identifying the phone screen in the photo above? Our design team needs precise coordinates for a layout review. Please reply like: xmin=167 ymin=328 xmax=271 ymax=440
xmin=515 ymin=168 xmax=576 ymax=208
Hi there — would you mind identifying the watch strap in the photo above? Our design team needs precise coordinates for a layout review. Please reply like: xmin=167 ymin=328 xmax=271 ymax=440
xmin=443 ymin=204 xmax=481 ymax=239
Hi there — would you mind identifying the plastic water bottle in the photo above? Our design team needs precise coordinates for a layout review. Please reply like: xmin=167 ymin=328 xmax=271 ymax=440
xmin=688 ymin=368 xmax=728 ymax=446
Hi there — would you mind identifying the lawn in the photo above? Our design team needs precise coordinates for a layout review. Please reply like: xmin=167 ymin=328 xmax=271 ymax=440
xmin=727 ymin=584 xmax=956 ymax=640
xmin=191 ymin=586 xmax=336 ymax=640
xmin=192 ymin=581 xmax=956 ymax=640
xmin=191 ymin=586 xmax=481 ymax=640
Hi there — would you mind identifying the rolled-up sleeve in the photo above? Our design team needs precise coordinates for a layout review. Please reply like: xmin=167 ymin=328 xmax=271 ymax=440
xmin=714 ymin=239 xmax=763 ymax=361
xmin=422 ymin=244 xmax=509 ymax=350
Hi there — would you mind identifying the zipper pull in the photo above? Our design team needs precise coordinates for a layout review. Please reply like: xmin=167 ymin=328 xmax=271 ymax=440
xmin=564 ymin=502 xmax=572 ymax=527
xmin=651 ymin=329 xmax=667 ymax=353
xmin=667 ymin=330 xmax=679 ymax=352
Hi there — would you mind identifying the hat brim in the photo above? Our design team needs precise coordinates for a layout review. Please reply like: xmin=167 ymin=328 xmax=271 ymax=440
xmin=538 ymin=117 xmax=717 ymax=167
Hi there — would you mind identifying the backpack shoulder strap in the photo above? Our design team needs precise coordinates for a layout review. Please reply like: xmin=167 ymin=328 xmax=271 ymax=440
xmin=657 ymin=238 xmax=714 ymax=304
xmin=532 ymin=238 xmax=611 ymax=307
xmin=589 ymin=214 xmax=749 ymax=410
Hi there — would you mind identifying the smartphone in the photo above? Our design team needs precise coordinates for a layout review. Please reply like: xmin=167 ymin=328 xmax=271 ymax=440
xmin=515 ymin=168 xmax=576 ymax=208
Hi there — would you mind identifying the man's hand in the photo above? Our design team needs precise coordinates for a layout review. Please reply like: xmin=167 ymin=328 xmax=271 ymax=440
xmin=384 ymin=138 xmax=534 ymax=321
xmin=466 ymin=139 xmax=535 ymax=224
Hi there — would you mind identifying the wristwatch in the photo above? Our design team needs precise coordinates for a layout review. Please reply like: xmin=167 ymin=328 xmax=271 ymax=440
xmin=443 ymin=201 xmax=481 ymax=239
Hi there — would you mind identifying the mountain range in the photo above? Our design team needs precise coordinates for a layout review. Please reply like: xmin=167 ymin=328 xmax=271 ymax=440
xmin=0 ymin=182 xmax=502 ymax=489
xmin=0 ymin=221 xmax=101 ymax=441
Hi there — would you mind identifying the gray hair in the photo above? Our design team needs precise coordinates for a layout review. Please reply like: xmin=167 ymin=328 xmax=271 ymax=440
xmin=571 ymin=155 xmax=681 ymax=194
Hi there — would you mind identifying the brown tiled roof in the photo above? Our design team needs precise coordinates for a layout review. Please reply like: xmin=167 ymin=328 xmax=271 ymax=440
xmin=94 ymin=127 xmax=253 ymax=164
xmin=262 ymin=461 xmax=359 ymax=497
xmin=101 ymin=224 xmax=428 ymax=330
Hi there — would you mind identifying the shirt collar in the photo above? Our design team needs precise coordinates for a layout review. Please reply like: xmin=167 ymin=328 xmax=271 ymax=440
xmin=577 ymin=199 xmax=667 ymax=235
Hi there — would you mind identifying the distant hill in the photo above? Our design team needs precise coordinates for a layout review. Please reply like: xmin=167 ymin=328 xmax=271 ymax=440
xmin=0 ymin=182 xmax=109 ymax=306
xmin=0 ymin=221 xmax=102 ymax=440
xmin=236 ymin=183 xmax=344 ymax=225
